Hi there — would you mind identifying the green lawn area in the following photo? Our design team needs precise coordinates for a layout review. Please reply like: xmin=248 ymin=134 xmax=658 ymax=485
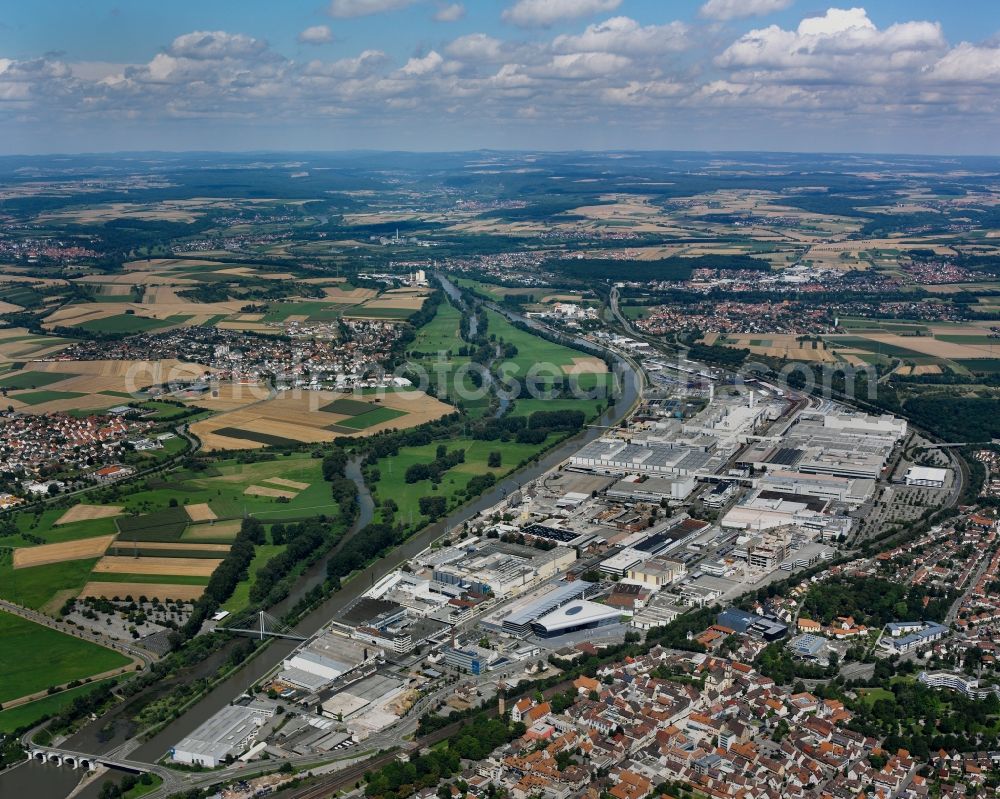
xmin=370 ymin=436 xmax=556 ymax=531
xmin=124 ymin=774 xmax=163 ymax=799
xmin=406 ymin=300 xmax=489 ymax=417
xmin=487 ymin=309 xmax=611 ymax=393
xmin=114 ymin=453 xmax=341 ymax=524
xmin=11 ymin=389 xmax=86 ymax=406
xmin=824 ymin=335 xmax=931 ymax=359
xmin=0 ymin=611 xmax=130 ymax=704
xmin=0 ymin=556 xmax=100 ymax=611
xmin=135 ymin=400 xmax=192 ymax=420
xmin=409 ymin=300 xmax=463 ymax=353
xmin=856 ymin=687 xmax=895 ymax=707
xmin=222 ymin=542 xmax=285 ymax=613
xmin=453 ymin=278 xmax=509 ymax=301
xmin=77 ymin=314 xmax=184 ymax=334
xmin=0 ymin=455 xmax=338 ymax=614
xmin=956 ymin=358 xmax=1000 ymax=373
xmin=0 ymin=676 xmax=124 ymax=733
xmin=936 ymin=335 xmax=999 ymax=344
xmin=511 ymin=396 xmax=605 ymax=422
xmin=0 ymin=370 xmax=77 ymax=390
xmin=336 ymin=405 xmax=408 ymax=430
xmin=8 ymin=506 xmax=120 ymax=544
xmin=211 ymin=427 xmax=303 ymax=448
xmin=321 ymin=398 xmax=380 ymax=415
xmin=345 ymin=306 xmax=417 ymax=319
xmin=621 ymin=305 xmax=647 ymax=320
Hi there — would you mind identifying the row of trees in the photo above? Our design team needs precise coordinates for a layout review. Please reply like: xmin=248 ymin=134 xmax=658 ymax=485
xmin=799 ymin=575 xmax=954 ymax=628
xmin=364 ymin=715 xmax=524 ymax=799
xmin=405 ymin=445 xmax=466 ymax=484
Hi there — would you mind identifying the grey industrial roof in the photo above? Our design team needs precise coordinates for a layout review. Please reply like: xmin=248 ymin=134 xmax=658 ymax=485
xmin=502 ymin=581 xmax=589 ymax=627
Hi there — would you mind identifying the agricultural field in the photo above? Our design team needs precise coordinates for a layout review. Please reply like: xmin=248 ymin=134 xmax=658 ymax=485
xmin=368 ymin=436 xmax=559 ymax=532
xmin=0 ymin=675 xmax=123 ymax=734
xmin=454 ymin=278 xmax=593 ymax=307
xmin=190 ymin=387 xmax=450 ymax=450
xmin=405 ymin=299 xmax=489 ymax=416
xmin=77 ymin=313 xmax=189 ymax=334
xmin=486 ymin=309 xmax=610 ymax=392
xmin=703 ymin=317 xmax=1000 ymax=377
xmin=0 ymin=611 xmax=131 ymax=705
xmin=0 ymin=453 xmax=341 ymax=607
xmin=0 ymin=358 xmax=208 ymax=414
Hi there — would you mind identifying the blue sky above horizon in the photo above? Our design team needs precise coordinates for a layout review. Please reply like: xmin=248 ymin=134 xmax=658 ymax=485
xmin=2 ymin=1 xmax=1000 ymax=155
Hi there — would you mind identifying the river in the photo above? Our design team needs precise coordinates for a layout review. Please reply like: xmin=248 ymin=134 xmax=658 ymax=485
xmin=2 ymin=276 xmax=641 ymax=797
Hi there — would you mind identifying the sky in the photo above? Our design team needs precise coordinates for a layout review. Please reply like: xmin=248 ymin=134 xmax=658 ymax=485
xmin=2 ymin=0 xmax=1000 ymax=155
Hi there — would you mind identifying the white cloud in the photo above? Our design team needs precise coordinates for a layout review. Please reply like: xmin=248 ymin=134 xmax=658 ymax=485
xmin=544 ymin=52 xmax=631 ymax=79
xmin=602 ymin=79 xmax=685 ymax=105
xmin=552 ymin=17 xmax=689 ymax=56
xmin=925 ymin=43 xmax=1000 ymax=84
xmin=328 ymin=0 xmax=415 ymax=19
xmin=9 ymin=12 xmax=1000 ymax=151
xmin=303 ymin=50 xmax=388 ymax=77
xmin=168 ymin=30 xmax=267 ymax=60
xmin=446 ymin=34 xmax=504 ymax=61
xmin=699 ymin=0 xmax=794 ymax=22
xmin=716 ymin=7 xmax=945 ymax=77
xmin=70 ymin=61 xmax=130 ymax=81
xmin=401 ymin=50 xmax=443 ymax=75
xmin=298 ymin=25 xmax=333 ymax=45
xmin=502 ymin=0 xmax=621 ymax=29
xmin=433 ymin=3 xmax=465 ymax=22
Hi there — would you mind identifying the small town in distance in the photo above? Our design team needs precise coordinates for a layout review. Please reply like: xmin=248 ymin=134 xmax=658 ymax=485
xmin=4 ymin=3 xmax=1000 ymax=799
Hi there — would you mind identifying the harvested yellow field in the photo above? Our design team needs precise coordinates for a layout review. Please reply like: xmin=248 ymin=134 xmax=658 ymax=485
xmin=43 ymin=304 xmax=122 ymax=328
xmin=182 ymin=520 xmax=242 ymax=540
xmin=710 ymin=333 xmax=839 ymax=363
xmin=216 ymin=321 xmax=277 ymax=333
xmin=96 ymin=284 xmax=134 ymax=297
xmin=562 ymin=356 xmax=608 ymax=375
xmin=835 ymin=333 xmax=998 ymax=359
xmin=80 ymin=582 xmax=205 ymax=601
xmin=78 ymin=271 xmax=198 ymax=286
xmin=143 ymin=285 xmax=184 ymax=304
xmin=894 ymin=364 xmax=943 ymax=376
xmin=0 ymin=300 xmax=23 ymax=313
xmin=13 ymin=535 xmax=116 ymax=569
xmin=108 ymin=541 xmax=231 ymax=553
xmin=197 ymin=430 xmax=269 ymax=450
xmin=191 ymin=388 xmax=452 ymax=451
xmin=39 ymin=203 xmax=199 ymax=224
xmin=21 ymin=358 xmax=207 ymax=381
xmin=94 ymin=555 xmax=222 ymax=577
xmin=244 ymin=485 xmax=298 ymax=499
xmin=185 ymin=503 xmax=217 ymax=522
xmin=125 ymin=258 xmax=233 ymax=270
xmin=130 ymin=300 xmax=243 ymax=321
xmin=0 ymin=340 xmax=71 ymax=363
xmin=56 ymin=504 xmax=124 ymax=525
xmin=540 ymin=293 xmax=585 ymax=303
xmin=323 ymin=286 xmax=377 ymax=301
xmin=360 ymin=296 xmax=426 ymax=310
xmin=265 ymin=477 xmax=310 ymax=491
xmin=185 ymin=381 xmax=271 ymax=412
